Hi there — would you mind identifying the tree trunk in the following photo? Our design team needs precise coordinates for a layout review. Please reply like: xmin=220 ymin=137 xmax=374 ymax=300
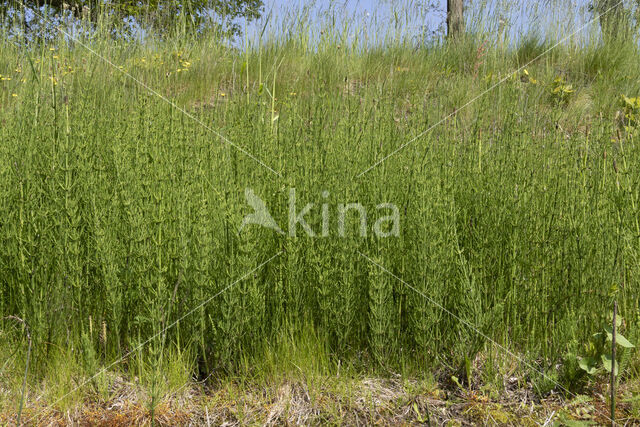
xmin=447 ymin=0 xmax=464 ymax=40
xmin=599 ymin=0 xmax=625 ymax=44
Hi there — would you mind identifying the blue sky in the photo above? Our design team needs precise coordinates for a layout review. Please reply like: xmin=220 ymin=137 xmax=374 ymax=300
xmin=244 ymin=0 xmax=446 ymax=44
xmin=243 ymin=0 xmax=604 ymax=47
xmin=7 ymin=0 xmax=620 ymax=47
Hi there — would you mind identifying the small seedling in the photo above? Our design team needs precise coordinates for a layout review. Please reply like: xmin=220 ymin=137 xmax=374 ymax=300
xmin=412 ymin=402 xmax=431 ymax=424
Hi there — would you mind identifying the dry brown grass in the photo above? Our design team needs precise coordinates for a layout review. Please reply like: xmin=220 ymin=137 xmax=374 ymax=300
xmin=2 ymin=373 xmax=629 ymax=426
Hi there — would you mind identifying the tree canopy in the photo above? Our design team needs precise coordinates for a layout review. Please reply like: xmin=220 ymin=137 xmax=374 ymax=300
xmin=2 ymin=0 xmax=264 ymax=36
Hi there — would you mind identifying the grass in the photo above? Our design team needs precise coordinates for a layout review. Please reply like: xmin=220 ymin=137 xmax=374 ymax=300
xmin=1 ymin=2 xmax=640 ymax=423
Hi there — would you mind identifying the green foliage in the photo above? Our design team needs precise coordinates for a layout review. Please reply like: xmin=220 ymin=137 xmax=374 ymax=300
xmin=550 ymin=76 xmax=575 ymax=105
xmin=578 ymin=315 xmax=635 ymax=377
xmin=515 ymin=33 xmax=552 ymax=65
xmin=367 ymin=255 xmax=394 ymax=367
xmin=621 ymin=94 xmax=640 ymax=133
xmin=0 ymin=2 xmax=640 ymax=406
xmin=594 ymin=0 xmax=637 ymax=45
xmin=1 ymin=0 xmax=263 ymax=36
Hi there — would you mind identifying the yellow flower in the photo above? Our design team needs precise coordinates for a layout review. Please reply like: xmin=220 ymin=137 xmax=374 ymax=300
xmin=220 ymin=92 xmax=226 ymax=97
xmin=622 ymin=95 xmax=640 ymax=109
xmin=12 ymin=93 xmax=17 ymax=97
xmin=551 ymin=76 xmax=573 ymax=93
xmin=521 ymin=69 xmax=537 ymax=84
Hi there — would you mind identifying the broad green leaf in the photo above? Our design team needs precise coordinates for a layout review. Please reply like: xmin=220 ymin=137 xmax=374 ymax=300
xmin=603 ymin=326 xmax=613 ymax=340
xmin=615 ymin=333 xmax=635 ymax=348
xmin=601 ymin=354 xmax=618 ymax=375
xmin=604 ymin=326 xmax=635 ymax=348
xmin=578 ymin=357 xmax=598 ymax=375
